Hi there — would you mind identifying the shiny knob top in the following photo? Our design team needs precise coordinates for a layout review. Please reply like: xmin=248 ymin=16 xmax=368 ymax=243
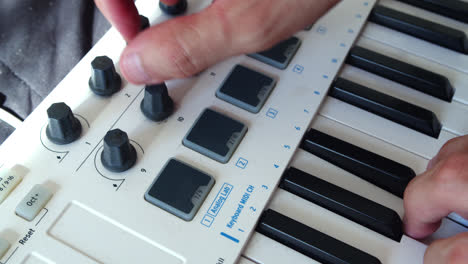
xmin=89 ymin=56 xmax=122 ymax=96
xmin=46 ymin=102 xmax=82 ymax=144
xmin=159 ymin=0 xmax=187 ymax=15
xmin=140 ymin=83 xmax=174 ymax=122
xmin=101 ymin=129 xmax=137 ymax=172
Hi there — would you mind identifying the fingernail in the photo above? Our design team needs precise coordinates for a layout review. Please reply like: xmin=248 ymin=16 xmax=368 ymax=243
xmin=121 ymin=52 xmax=152 ymax=83
xmin=427 ymin=156 xmax=436 ymax=170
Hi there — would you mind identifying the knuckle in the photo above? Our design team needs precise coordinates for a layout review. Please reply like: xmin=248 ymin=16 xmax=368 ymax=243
xmin=166 ymin=38 xmax=200 ymax=78
xmin=433 ymin=153 xmax=468 ymax=185
xmin=438 ymin=137 xmax=459 ymax=156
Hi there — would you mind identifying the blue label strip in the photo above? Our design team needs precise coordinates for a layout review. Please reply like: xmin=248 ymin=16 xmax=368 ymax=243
xmin=220 ymin=232 xmax=239 ymax=243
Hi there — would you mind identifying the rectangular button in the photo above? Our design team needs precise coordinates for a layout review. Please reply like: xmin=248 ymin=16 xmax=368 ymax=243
xmin=0 ymin=237 xmax=10 ymax=259
xmin=16 ymin=184 xmax=53 ymax=221
xmin=248 ymin=36 xmax=302 ymax=69
xmin=183 ymin=109 xmax=247 ymax=163
xmin=0 ymin=167 xmax=23 ymax=204
xmin=216 ymin=65 xmax=276 ymax=113
xmin=145 ymin=159 xmax=215 ymax=221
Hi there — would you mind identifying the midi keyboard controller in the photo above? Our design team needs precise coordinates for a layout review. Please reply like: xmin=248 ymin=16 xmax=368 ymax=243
xmin=1 ymin=0 xmax=468 ymax=263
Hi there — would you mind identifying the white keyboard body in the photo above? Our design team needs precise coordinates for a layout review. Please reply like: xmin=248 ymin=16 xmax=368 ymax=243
xmin=1 ymin=0 xmax=467 ymax=263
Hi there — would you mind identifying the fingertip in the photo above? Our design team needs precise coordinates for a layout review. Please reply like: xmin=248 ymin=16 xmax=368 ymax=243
xmin=95 ymin=0 xmax=141 ymax=41
xmin=120 ymin=50 xmax=167 ymax=84
xmin=120 ymin=52 xmax=151 ymax=84
xmin=427 ymin=156 xmax=437 ymax=170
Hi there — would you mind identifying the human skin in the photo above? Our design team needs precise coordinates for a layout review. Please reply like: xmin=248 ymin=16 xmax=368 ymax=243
xmin=404 ymin=135 xmax=468 ymax=264
xmin=94 ymin=0 xmax=339 ymax=84
xmin=95 ymin=1 xmax=468 ymax=263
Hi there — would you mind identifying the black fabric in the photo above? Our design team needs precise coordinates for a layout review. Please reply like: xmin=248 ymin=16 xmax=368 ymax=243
xmin=0 ymin=0 xmax=110 ymax=144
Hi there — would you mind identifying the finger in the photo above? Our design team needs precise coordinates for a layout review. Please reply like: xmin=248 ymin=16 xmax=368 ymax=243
xmin=161 ymin=0 xmax=182 ymax=5
xmin=424 ymin=232 xmax=468 ymax=264
xmin=95 ymin=0 xmax=141 ymax=41
xmin=120 ymin=0 xmax=339 ymax=84
xmin=427 ymin=135 xmax=468 ymax=170
xmin=403 ymin=152 xmax=468 ymax=238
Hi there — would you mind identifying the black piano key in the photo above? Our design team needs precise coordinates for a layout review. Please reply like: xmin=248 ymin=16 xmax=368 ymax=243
xmin=330 ymin=77 xmax=442 ymax=138
xmin=346 ymin=46 xmax=455 ymax=102
xmin=257 ymin=209 xmax=382 ymax=264
xmin=280 ymin=167 xmax=403 ymax=242
xmin=369 ymin=5 xmax=468 ymax=55
xmin=397 ymin=0 xmax=468 ymax=23
xmin=300 ymin=129 xmax=416 ymax=198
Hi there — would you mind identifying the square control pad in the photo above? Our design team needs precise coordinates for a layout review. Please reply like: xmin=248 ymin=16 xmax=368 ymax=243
xmin=248 ymin=36 xmax=301 ymax=69
xmin=183 ymin=109 xmax=247 ymax=163
xmin=216 ymin=65 xmax=276 ymax=113
xmin=145 ymin=159 xmax=215 ymax=221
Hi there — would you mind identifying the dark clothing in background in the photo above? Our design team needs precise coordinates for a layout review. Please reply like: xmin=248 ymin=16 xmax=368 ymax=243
xmin=0 ymin=0 xmax=110 ymax=143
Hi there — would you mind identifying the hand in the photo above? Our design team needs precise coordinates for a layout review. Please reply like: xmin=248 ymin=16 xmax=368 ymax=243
xmin=404 ymin=135 xmax=468 ymax=264
xmin=94 ymin=0 xmax=339 ymax=84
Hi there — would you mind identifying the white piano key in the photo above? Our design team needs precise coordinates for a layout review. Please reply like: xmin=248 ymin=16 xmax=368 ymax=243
xmin=263 ymin=184 xmax=468 ymax=264
xmin=242 ymin=233 xmax=320 ymax=264
xmin=311 ymin=115 xmax=428 ymax=174
xmin=449 ymin=212 xmax=468 ymax=228
xmin=354 ymin=36 xmax=468 ymax=107
xmin=319 ymin=97 xmax=457 ymax=159
xmin=237 ymin=256 xmax=260 ymax=264
xmin=361 ymin=23 xmax=468 ymax=75
xmin=340 ymin=65 xmax=468 ymax=136
xmin=309 ymin=116 xmax=468 ymax=228
xmin=269 ymin=188 xmax=427 ymax=264
xmin=292 ymin=148 xmax=405 ymax=217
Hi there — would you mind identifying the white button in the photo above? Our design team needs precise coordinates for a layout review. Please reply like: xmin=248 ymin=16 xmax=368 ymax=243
xmin=0 ymin=168 xmax=23 ymax=204
xmin=16 ymin=185 xmax=53 ymax=221
xmin=0 ymin=237 xmax=10 ymax=259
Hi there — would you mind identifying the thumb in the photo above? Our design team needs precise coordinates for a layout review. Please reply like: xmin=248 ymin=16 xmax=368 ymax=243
xmin=120 ymin=0 xmax=338 ymax=84
xmin=120 ymin=3 xmax=235 ymax=84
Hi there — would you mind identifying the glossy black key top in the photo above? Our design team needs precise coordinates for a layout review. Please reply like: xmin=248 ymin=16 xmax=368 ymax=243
xmin=397 ymin=0 xmax=468 ymax=23
xmin=330 ymin=78 xmax=442 ymax=138
xmin=346 ymin=46 xmax=455 ymax=102
xmin=257 ymin=209 xmax=382 ymax=264
xmin=369 ymin=5 xmax=468 ymax=54
xmin=300 ymin=129 xmax=416 ymax=198
xmin=280 ymin=167 xmax=403 ymax=241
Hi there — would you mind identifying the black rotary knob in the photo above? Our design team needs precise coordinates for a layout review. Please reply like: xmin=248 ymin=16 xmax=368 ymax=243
xmin=140 ymin=83 xmax=174 ymax=122
xmin=46 ymin=102 xmax=82 ymax=144
xmin=159 ymin=0 xmax=187 ymax=15
xmin=101 ymin=129 xmax=137 ymax=172
xmin=89 ymin=56 xmax=122 ymax=96
xmin=139 ymin=15 xmax=150 ymax=31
